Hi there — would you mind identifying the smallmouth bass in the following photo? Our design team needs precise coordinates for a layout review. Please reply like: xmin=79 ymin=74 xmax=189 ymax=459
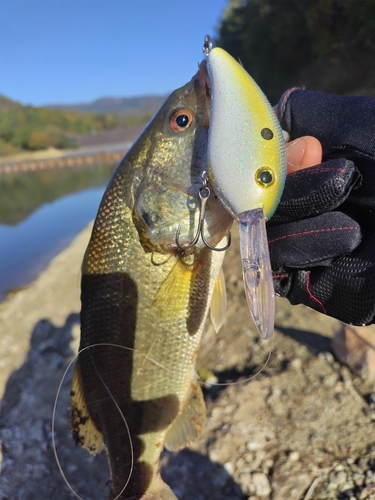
xmin=70 ymin=38 xmax=287 ymax=499
xmin=70 ymin=60 xmax=231 ymax=500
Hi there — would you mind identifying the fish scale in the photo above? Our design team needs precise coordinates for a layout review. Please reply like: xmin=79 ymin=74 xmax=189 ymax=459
xmin=84 ymin=198 xmax=203 ymax=403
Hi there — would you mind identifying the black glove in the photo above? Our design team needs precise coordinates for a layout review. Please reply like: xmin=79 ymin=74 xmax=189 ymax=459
xmin=267 ymin=89 xmax=375 ymax=325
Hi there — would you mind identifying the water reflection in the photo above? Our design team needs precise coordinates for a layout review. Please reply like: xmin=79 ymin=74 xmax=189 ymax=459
xmin=0 ymin=163 xmax=115 ymax=225
xmin=0 ymin=164 xmax=116 ymax=301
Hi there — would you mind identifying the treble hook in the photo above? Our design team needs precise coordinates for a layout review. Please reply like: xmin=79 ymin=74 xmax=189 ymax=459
xmin=175 ymin=172 xmax=231 ymax=252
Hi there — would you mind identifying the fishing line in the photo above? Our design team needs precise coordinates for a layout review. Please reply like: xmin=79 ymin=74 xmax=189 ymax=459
xmin=203 ymin=331 xmax=274 ymax=388
xmin=303 ymin=475 xmax=323 ymax=500
xmin=89 ymin=351 xmax=133 ymax=500
xmin=52 ymin=349 xmax=90 ymax=500
xmin=53 ymin=336 xmax=272 ymax=498
xmin=53 ymin=342 xmax=162 ymax=500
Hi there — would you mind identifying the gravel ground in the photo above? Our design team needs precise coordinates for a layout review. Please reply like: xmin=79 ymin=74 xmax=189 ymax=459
xmin=1 ymin=225 xmax=375 ymax=500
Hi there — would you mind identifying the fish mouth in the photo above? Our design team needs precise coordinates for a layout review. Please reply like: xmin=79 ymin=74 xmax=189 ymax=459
xmin=135 ymin=172 xmax=232 ymax=250
xmin=194 ymin=59 xmax=211 ymax=101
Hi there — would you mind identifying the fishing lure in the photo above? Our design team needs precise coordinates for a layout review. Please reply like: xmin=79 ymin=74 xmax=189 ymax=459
xmin=204 ymin=35 xmax=287 ymax=340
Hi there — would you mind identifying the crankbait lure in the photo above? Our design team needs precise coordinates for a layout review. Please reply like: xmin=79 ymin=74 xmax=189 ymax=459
xmin=205 ymin=35 xmax=287 ymax=339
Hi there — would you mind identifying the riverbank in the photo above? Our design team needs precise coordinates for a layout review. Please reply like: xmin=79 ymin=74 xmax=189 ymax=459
xmin=1 ymin=225 xmax=375 ymax=499
xmin=0 ymin=223 xmax=92 ymax=399
xmin=0 ymin=142 xmax=130 ymax=173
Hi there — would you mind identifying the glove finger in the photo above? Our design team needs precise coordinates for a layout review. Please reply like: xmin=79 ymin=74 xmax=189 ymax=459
xmin=277 ymin=89 xmax=375 ymax=212
xmin=285 ymin=234 xmax=375 ymax=325
xmin=277 ymin=88 xmax=375 ymax=159
xmin=268 ymin=211 xmax=361 ymax=268
xmin=270 ymin=158 xmax=360 ymax=224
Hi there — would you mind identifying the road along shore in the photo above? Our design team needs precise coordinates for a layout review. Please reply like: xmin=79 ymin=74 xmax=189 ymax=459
xmin=0 ymin=142 xmax=130 ymax=174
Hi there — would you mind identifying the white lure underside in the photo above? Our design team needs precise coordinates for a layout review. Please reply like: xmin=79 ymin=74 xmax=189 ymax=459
xmin=206 ymin=44 xmax=286 ymax=340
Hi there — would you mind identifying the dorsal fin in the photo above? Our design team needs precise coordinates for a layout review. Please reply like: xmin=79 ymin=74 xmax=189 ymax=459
xmin=70 ymin=360 xmax=104 ymax=455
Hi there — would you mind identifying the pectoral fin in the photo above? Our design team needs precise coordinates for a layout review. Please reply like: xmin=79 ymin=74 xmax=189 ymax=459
xmin=210 ymin=268 xmax=227 ymax=333
xmin=164 ymin=381 xmax=206 ymax=451
xmin=153 ymin=258 xmax=197 ymax=321
xmin=70 ymin=360 xmax=104 ymax=455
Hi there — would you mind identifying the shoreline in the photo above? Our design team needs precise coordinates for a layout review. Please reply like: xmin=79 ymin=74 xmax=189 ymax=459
xmin=0 ymin=223 xmax=92 ymax=399
xmin=0 ymin=142 xmax=130 ymax=174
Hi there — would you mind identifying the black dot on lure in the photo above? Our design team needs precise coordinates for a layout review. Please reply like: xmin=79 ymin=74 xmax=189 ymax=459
xmin=257 ymin=169 xmax=273 ymax=186
xmin=261 ymin=127 xmax=274 ymax=140
xmin=176 ymin=114 xmax=189 ymax=128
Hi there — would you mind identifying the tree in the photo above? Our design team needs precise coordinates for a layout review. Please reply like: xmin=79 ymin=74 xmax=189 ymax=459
xmin=216 ymin=0 xmax=375 ymax=101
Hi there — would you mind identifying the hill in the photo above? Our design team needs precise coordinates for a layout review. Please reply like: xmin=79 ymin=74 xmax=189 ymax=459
xmin=0 ymin=94 xmax=153 ymax=156
xmin=0 ymin=94 xmax=22 ymax=113
xmin=46 ymin=94 xmax=167 ymax=116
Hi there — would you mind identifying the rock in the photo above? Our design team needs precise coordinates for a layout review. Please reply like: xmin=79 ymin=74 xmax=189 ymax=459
xmin=288 ymin=451 xmax=300 ymax=462
xmin=238 ymin=471 xmax=255 ymax=496
xmin=331 ymin=322 xmax=375 ymax=381
xmin=289 ymin=358 xmax=302 ymax=370
xmin=252 ymin=472 xmax=271 ymax=497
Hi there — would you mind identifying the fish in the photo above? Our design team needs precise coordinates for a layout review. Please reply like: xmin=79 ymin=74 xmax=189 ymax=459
xmin=69 ymin=59 xmax=232 ymax=500
xmin=205 ymin=40 xmax=287 ymax=340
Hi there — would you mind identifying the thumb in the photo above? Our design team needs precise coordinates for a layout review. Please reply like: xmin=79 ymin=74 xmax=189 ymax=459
xmin=286 ymin=136 xmax=322 ymax=174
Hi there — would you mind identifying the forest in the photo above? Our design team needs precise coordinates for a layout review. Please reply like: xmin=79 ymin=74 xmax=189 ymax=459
xmin=217 ymin=0 xmax=375 ymax=101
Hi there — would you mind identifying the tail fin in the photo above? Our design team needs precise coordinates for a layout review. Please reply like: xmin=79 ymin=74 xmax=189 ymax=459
xmin=141 ymin=482 xmax=178 ymax=500
xmin=110 ymin=474 xmax=178 ymax=500
xmin=138 ymin=475 xmax=178 ymax=500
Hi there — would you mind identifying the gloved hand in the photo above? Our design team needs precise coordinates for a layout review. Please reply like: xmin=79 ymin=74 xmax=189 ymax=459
xmin=268 ymin=88 xmax=375 ymax=325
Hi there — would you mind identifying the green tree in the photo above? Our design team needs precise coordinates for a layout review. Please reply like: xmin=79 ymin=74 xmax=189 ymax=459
xmin=0 ymin=98 xmax=151 ymax=155
xmin=216 ymin=0 xmax=375 ymax=101
xmin=28 ymin=130 xmax=49 ymax=150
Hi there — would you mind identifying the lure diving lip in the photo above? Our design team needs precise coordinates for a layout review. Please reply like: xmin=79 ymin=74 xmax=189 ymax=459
xmin=205 ymin=35 xmax=287 ymax=340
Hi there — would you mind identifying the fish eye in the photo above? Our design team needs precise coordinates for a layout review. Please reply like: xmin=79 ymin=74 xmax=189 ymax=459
xmin=256 ymin=167 xmax=274 ymax=187
xmin=169 ymin=109 xmax=193 ymax=133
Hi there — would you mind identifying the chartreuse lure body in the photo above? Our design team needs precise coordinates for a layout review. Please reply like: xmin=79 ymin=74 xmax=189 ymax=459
xmin=206 ymin=43 xmax=287 ymax=340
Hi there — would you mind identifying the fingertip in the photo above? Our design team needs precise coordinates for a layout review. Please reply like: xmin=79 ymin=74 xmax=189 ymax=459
xmin=286 ymin=136 xmax=322 ymax=174
xmin=300 ymin=136 xmax=323 ymax=168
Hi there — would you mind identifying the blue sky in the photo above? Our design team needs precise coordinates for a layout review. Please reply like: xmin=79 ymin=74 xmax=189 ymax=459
xmin=1 ymin=0 xmax=229 ymax=106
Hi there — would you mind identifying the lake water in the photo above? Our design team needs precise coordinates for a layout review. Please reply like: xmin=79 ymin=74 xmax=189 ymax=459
xmin=0 ymin=163 xmax=115 ymax=302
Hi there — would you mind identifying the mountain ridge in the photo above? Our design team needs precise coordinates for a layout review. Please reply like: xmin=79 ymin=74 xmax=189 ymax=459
xmin=0 ymin=93 xmax=168 ymax=117
xmin=0 ymin=94 xmax=22 ymax=113
xmin=45 ymin=94 xmax=168 ymax=116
